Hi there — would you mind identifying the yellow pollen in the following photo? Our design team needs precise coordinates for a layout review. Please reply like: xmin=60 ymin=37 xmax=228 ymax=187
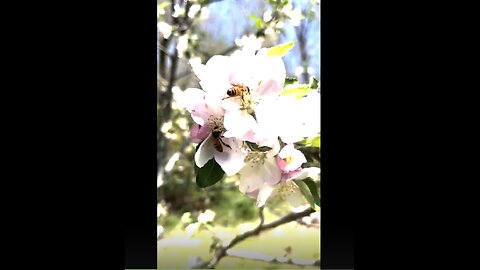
xmin=285 ymin=156 xmax=293 ymax=164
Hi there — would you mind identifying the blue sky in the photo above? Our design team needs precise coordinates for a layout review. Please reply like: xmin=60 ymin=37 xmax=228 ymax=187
xmin=202 ymin=0 xmax=320 ymax=80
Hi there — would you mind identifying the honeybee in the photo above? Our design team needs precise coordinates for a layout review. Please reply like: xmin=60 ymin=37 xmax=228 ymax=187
xmin=226 ymin=83 xmax=250 ymax=98
xmin=223 ymin=83 xmax=251 ymax=103
xmin=211 ymin=126 xmax=231 ymax=152
xmin=223 ymin=83 xmax=255 ymax=114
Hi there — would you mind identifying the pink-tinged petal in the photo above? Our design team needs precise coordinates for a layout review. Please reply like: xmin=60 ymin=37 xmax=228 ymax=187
xmin=256 ymin=184 xmax=275 ymax=207
xmin=281 ymin=168 xmax=303 ymax=182
xmin=246 ymin=189 xmax=259 ymax=199
xmin=214 ymin=137 xmax=246 ymax=176
xmin=189 ymin=124 xmax=210 ymax=143
xmin=276 ymin=155 xmax=288 ymax=172
xmin=263 ymin=157 xmax=282 ymax=186
xmin=194 ymin=135 xmax=215 ymax=168
xmin=190 ymin=103 xmax=210 ymax=126
xmin=257 ymin=79 xmax=282 ymax=97
xmin=277 ymin=144 xmax=307 ymax=172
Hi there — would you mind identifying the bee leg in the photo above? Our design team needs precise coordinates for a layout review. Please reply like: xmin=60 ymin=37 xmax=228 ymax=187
xmin=220 ymin=140 xmax=232 ymax=149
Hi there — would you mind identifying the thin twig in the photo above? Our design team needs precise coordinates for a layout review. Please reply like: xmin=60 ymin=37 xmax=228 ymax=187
xmin=198 ymin=207 xmax=316 ymax=269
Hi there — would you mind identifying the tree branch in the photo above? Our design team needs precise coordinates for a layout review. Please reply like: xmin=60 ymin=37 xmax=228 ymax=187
xmin=196 ymin=207 xmax=316 ymax=269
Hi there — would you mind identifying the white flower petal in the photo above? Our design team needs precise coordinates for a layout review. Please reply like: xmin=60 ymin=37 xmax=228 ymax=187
xmin=255 ymin=51 xmax=286 ymax=90
xmin=189 ymin=58 xmax=206 ymax=81
xmin=194 ymin=135 xmax=215 ymax=167
xmin=175 ymin=88 xmax=205 ymax=111
xmin=223 ymin=110 xmax=257 ymax=139
xmin=214 ymin=138 xmax=246 ymax=176
xmin=295 ymin=167 xmax=321 ymax=181
xmin=256 ymin=184 xmax=275 ymax=207
xmin=239 ymin=168 xmax=263 ymax=193
xmin=263 ymin=157 xmax=282 ymax=186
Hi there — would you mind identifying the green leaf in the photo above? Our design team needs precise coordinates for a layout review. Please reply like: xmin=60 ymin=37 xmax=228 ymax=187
xmin=280 ymin=84 xmax=314 ymax=99
xmin=293 ymin=179 xmax=317 ymax=209
xmin=249 ymin=15 xmax=264 ymax=30
xmin=303 ymin=178 xmax=320 ymax=207
xmin=311 ymin=136 xmax=320 ymax=148
xmin=284 ymin=76 xmax=298 ymax=86
xmin=194 ymin=157 xmax=225 ymax=188
xmin=309 ymin=77 xmax=319 ymax=90
xmin=267 ymin=41 xmax=295 ymax=57
xmin=301 ymin=135 xmax=320 ymax=148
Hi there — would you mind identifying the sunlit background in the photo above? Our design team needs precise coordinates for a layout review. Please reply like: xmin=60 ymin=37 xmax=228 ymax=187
xmin=157 ymin=0 xmax=320 ymax=268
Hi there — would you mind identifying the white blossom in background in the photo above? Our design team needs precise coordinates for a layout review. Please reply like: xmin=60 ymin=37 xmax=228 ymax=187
xmin=281 ymin=3 xmax=293 ymax=14
xmin=185 ymin=222 xmax=200 ymax=237
xmin=157 ymin=225 xmax=164 ymax=238
xmin=172 ymin=4 xmax=184 ymax=18
xmin=263 ymin=10 xmax=273 ymax=22
xmin=200 ymin=7 xmax=210 ymax=20
xmin=157 ymin=173 xmax=164 ymax=187
xmin=235 ymin=34 xmax=264 ymax=52
xmin=197 ymin=209 xmax=216 ymax=224
xmin=176 ymin=34 xmax=189 ymax=58
xmin=287 ymin=8 xmax=303 ymax=27
xmin=165 ymin=152 xmax=180 ymax=172
xmin=264 ymin=27 xmax=276 ymax=39
xmin=158 ymin=8 xmax=165 ymax=16
xmin=157 ymin=203 xmax=167 ymax=218
xmin=188 ymin=4 xmax=201 ymax=18
xmin=181 ymin=212 xmax=193 ymax=223
xmin=281 ymin=3 xmax=303 ymax=27
xmin=157 ymin=22 xmax=172 ymax=39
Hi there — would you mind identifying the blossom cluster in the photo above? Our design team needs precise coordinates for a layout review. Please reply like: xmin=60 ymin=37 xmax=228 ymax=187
xmin=175 ymin=45 xmax=320 ymax=207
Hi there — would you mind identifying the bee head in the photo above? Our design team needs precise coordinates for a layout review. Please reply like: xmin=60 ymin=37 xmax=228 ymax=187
xmin=212 ymin=129 xmax=222 ymax=138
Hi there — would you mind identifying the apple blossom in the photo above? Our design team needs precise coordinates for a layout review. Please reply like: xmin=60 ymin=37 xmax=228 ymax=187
xmin=276 ymin=144 xmax=307 ymax=173
xmin=238 ymin=152 xmax=282 ymax=207
xmin=197 ymin=209 xmax=216 ymax=224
